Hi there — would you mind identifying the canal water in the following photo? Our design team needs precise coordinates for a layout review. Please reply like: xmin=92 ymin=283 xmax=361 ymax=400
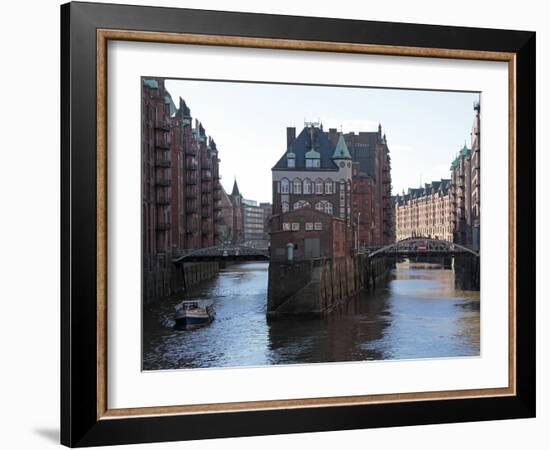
xmin=142 ymin=261 xmax=480 ymax=370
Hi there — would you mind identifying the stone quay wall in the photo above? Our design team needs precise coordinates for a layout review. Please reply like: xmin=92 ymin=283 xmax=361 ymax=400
xmin=143 ymin=261 xmax=219 ymax=304
xmin=267 ymin=254 xmax=390 ymax=316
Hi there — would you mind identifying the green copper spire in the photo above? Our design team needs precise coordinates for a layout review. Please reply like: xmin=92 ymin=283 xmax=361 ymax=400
xmin=332 ymin=133 xmax=352 ymax=160
xmin=459 ymin=141 xmax=470 ymax=157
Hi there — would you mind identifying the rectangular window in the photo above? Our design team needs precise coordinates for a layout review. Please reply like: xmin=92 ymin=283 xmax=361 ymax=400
xmin=288 ymin=159 xmax=295 ymax=168
xmin=291 ymin=222 xmax=300 ymax=231
xmin=282 ymin=222 xmax=291 ymax=231
xmin=305 ymin=222 xmax=314 ymax=231
xmin=314 ymin=222 xmax=323 ymax=231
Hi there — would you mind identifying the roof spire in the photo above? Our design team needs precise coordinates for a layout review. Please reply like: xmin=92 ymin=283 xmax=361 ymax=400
xmin=332 ymin=133 xmax=352 ymax=160
xmin=231 ymin=177 xmax=241 ymax=196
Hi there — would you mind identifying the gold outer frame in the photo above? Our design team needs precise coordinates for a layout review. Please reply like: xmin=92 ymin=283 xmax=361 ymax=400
xmin=96 ymin=29 xmax=516 ymax=420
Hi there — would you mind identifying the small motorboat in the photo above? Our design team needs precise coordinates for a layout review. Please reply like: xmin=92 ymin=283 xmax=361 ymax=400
xmin=174 ymin=300 xmax=215 ymax=329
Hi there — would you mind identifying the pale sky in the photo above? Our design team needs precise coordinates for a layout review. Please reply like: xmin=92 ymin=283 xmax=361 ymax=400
xmin=166 ymin=79 xmax=479 ymax=204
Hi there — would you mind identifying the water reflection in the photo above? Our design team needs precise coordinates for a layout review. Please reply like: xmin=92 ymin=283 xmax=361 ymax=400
xmin=142 ymin=261 xmax=479 ymax=370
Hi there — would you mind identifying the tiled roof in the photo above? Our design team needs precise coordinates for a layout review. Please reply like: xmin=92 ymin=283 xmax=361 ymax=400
xmin=272 ymin=126 xmax=338 ymax=171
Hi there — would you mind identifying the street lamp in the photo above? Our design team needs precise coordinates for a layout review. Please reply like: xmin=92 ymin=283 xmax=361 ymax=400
xmin=356 ymin=212 xmax=361 ymax=251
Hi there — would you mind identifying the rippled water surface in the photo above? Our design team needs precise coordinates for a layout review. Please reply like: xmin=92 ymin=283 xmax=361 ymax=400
xmin=142 ymin=262 xmax=480 ymax=370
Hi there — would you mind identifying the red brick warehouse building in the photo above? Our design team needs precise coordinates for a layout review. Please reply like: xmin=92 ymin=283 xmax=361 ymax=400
xmin=327 ymin=124 xmax=395 ymax=247
xmin=141 ymin=78 xmax=223 ymax=302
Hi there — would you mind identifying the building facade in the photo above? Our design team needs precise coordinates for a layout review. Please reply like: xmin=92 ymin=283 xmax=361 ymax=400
xmin=470 ymin=101 xmax=481 ymax=251
xmin=270 ymin=209 xmax=347 ymax=262
xmin=328 ymin=124 xmax=394 ymax=247
xmin=450 ymin=143 xmax=472 ymax=246
xmin=394 ymin=179 xmax=453 ymax=242
xmin=394 ymin=101 xmax=480 ymax=248
xmin=242 ymin=199 xmax=268 ymax=248
xmin=142 ymin=78 xmax=223 ymax=302
xmin=270 ymin=122 xmax=355 ymax=260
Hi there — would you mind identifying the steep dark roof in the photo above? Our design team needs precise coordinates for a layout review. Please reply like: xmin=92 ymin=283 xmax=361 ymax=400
xmin=272 ymin=126 xmax=338 ymax=171
xmin=231 ymin=179 xmax=241 ymax=196
xmin=395 ymin=178 xmax=451 ymax=204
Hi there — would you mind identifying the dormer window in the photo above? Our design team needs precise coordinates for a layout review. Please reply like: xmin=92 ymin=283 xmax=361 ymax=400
xmin=287 ymin=151 xmax=296 ymax=168
xmin=305 ymin=149 xmax=320 ymax=168
xmin=306 ymin=159 xmax=320 ymax=168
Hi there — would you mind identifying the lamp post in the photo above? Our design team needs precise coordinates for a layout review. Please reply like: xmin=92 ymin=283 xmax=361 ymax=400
xmin=356 ymin=212 xmax=361 ymax=251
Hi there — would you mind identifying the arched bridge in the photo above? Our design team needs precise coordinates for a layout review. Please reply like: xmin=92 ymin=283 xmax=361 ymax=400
xmin=173 ymin=244 xmax=270 ymax=263
xmin=368 ymin=237 xmax=479 ymax=258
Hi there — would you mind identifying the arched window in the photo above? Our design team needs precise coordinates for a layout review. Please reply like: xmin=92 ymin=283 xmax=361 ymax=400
xmin=293 ymin=200 xmax=311 ymax=210
xmin=315 ymin=200 xmax=333 ymax=215
xmin=303 ymin=178 xmax=312 ymax=195
xmin=315 ymin=178 xmax=324 ymax=194
xmin=324 ymin=179 xmax=333 ymax=194
xmin=281 ymin=202 xmax=289 ymax=213
xmin=281 ymin=178 xmax=290 ymax=194
xmin=293 ymin=179 xmax=302 ymax=194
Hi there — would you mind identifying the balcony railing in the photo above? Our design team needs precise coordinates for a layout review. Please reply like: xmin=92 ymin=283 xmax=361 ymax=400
xmin=186 ymin=177 xmax=198 ymax=185
xmin=155 ymin=141 xmax=170 ymax=150
xmin=186 ymin=162 xmax=198 ymax=170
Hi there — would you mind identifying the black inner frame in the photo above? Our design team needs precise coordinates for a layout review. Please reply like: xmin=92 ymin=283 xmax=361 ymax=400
xmin=61 ymin=2 xmax=536 ymax=447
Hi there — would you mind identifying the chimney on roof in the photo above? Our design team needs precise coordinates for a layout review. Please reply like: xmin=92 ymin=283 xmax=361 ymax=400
xmin=286 ymin=127 xmax=296 ymax=149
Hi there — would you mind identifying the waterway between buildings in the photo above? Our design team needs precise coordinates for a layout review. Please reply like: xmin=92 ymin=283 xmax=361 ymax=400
xmin=142 ymin=261 xmax=480 ymax=370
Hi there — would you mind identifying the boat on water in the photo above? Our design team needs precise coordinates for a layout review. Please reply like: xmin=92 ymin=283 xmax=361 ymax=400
xmin=174 ymin=300 xmax=215 ymax=329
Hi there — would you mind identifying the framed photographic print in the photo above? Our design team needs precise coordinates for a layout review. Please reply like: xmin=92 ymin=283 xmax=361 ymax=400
xmin=61 ymin=1 xmax=536 ymax=447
